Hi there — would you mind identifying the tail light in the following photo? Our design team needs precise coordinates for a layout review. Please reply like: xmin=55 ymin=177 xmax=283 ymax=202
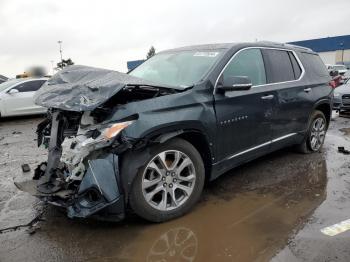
xmin=329 ymin=80 xmax=337 ymax=89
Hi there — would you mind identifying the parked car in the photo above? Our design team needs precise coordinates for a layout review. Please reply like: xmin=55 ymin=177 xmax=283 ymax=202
xmin=327 ymin=64 xmax=348 ymax=75
xmin=333 ymin=78 xmax=350 ymax=112
xmin=0 ymin=78 xmax=48 ymax=117
xmin=0 ymin=74 xmax=8 ymax=84
xmin=16 ymin=42 xmax=333 ymax=222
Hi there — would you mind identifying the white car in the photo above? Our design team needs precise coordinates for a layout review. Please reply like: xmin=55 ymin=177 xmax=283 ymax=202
xmin=0 ymin=78 xmax=48 ymax=117
xmin=326 ymin=64 xmax=348 ymax=75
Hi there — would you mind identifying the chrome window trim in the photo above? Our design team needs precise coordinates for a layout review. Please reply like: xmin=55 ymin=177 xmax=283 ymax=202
xmin=223 ymin=133 xmax=297 ymax=161
xmin=213 ymin=46 xmax=306 ymax=94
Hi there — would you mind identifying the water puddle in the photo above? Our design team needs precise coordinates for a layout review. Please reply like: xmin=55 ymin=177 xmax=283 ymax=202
xmin=1 ymin=147 xmax=327 ymax=262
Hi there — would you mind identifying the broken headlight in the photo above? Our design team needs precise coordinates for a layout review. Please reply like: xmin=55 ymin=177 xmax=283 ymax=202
xmin=61 ymin=120 xmax=135 ymax=171
xmin=81 ymin=120 xmax=134 ymax=147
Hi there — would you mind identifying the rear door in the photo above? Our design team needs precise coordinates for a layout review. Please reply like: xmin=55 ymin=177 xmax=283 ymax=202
xmin=3 ymin=80 xmax=46 ymax=116
xmin=214 ymin=48 xmax=277 ymax=165
xmin=262 ymin=49 xmax=312 ymax=143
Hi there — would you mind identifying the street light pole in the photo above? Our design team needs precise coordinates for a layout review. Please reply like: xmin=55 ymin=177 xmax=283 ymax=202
xmin=57 ymin=40 xmax=63 ymax=68
xmin=340 ymin=42 xmax=344 ymax=64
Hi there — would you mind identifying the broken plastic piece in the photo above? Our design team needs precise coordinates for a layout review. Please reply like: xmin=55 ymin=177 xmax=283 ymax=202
xmin=33 ymin=162 xmax=47 ymax=180
xmin=338 ymin=147 xmax=350 ymax=155
xmin=21 ymin=164 xmax=31 ymax=172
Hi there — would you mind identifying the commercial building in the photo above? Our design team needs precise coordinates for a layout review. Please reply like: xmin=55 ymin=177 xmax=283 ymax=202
xmin=127 ymin=59 xmax=145 ymax=71
xmin=289 ymin=35 xmax=350 ymax=67
xmin=126 ymin=35 xmax=350 ymax=71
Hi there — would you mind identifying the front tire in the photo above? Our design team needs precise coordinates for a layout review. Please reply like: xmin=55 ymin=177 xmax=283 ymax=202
xmin=296 ymin=110 xmax=327 ymax=154
xmin=129 ymin=138 xmax=205 ymax=222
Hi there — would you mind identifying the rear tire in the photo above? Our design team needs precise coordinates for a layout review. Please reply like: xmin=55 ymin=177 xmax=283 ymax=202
xmin=296 ymin=110 xmax=327 ymax=154
xmin=129 ymin=138 xmax=205 ymax=222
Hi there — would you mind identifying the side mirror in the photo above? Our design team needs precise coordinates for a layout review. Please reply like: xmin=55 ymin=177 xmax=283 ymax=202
xmin=8 ymin=88 xmax=19 ymax=94
xmin=217 ymin=76 xmax=252 ymax=92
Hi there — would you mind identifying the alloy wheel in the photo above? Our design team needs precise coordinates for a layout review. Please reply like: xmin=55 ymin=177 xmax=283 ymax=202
xmin=142 ymin=150 xmax=196 ymax=211
xmin=310 ymin=117 xmax=326 ymax=151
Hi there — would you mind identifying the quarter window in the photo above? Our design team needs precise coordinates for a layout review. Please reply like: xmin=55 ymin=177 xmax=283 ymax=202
xmin=15 ymin=80 xmax=46 ymax=92
xmin=301 ymin=53 xmax=329 ymax=77
xmin=222 ymin=48 xmax=267 ymax=86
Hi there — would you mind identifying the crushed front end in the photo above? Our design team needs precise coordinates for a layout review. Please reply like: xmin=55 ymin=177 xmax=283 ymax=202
xmin=14 ymin=65 xmax=182 ymax=221
xmin=15 ymin=110 xmax=133 ymax=221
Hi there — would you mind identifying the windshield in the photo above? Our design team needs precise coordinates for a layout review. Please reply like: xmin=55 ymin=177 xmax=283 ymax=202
xmin=0 ymin=79 xmax=22 ymax=92
xmin=129 ymin=50 xmax=224 ymax=88
xmin=334 ymin=65 xmax=346 ymax=70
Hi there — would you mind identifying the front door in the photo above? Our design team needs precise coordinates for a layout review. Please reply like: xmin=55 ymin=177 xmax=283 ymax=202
xmin=214 ymin=48 xmax=276 ymax=166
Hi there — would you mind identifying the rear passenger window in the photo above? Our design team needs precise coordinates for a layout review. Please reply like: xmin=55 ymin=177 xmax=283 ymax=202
xmin=288 ymin=52 xmax=302 ymax=79
xmin=263 ymin=49 xmax=295 ymax=83
xmin=223 ymin=48 xmax=266 ymax=86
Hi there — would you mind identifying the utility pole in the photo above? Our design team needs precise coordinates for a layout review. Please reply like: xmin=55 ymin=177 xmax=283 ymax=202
xmin=57 ymin=40 xmax=63 ymax=68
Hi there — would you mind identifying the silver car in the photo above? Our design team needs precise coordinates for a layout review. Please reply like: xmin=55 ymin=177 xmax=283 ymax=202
xmin=333 ymin=78 xmax=350 ymax=112
xmin=0 ymin=78 xmax=48 ymax=117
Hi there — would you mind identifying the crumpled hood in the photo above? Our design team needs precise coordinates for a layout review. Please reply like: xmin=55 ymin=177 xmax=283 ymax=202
xmin=34 ymin=65 xmax=177 ymax=111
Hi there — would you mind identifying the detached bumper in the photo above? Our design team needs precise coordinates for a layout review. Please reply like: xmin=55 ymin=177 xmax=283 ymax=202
xmin=15 ymin=154 xmax=125 ymax=221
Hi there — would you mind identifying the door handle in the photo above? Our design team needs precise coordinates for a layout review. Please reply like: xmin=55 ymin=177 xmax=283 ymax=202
xmin=261 ymin=94 xmax=274 ymax=100
xmin=304 ymin=88 xmax=312 ymax=93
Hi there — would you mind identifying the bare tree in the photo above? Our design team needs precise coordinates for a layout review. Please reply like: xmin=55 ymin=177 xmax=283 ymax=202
xmin=57 ymin=58 xmax=74 ymax=69
xmin=147 ymin=46 xmax=156 ymax=59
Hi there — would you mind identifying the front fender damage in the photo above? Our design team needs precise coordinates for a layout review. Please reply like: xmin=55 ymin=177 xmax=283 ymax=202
xmin=67 ymin=153 xmax=123 ymax=219
xmin=15 ymin=111 xmax=135 ymax=221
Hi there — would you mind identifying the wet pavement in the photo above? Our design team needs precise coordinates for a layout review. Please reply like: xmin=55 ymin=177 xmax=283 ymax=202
xmin=0 ymin=113 xmax=349 ymax=262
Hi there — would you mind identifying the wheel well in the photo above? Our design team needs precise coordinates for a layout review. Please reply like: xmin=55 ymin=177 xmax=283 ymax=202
xmin=176 ymin=132 xmax=212 ymax=183
xmin=315 ymin=103 xmax=331 ymax=127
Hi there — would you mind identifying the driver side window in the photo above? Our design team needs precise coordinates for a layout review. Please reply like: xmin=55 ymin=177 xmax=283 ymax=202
xmin=223 ymin=48 xmax=266 ymax=86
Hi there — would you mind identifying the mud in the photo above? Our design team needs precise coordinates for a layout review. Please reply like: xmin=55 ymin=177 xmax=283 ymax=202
xmin=0 ymin=113 xmax=349 ymax=262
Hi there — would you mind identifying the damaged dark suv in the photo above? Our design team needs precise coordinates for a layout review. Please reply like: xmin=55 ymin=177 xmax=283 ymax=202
xmin=16 ymin=42 xmax=333 ymax=222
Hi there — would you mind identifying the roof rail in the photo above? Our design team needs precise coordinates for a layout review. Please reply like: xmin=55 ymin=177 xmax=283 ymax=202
xmin=284 ymin=43 xmax=313 ymax=52
xmin=257 ymin=41 xmax=313 ymax=52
